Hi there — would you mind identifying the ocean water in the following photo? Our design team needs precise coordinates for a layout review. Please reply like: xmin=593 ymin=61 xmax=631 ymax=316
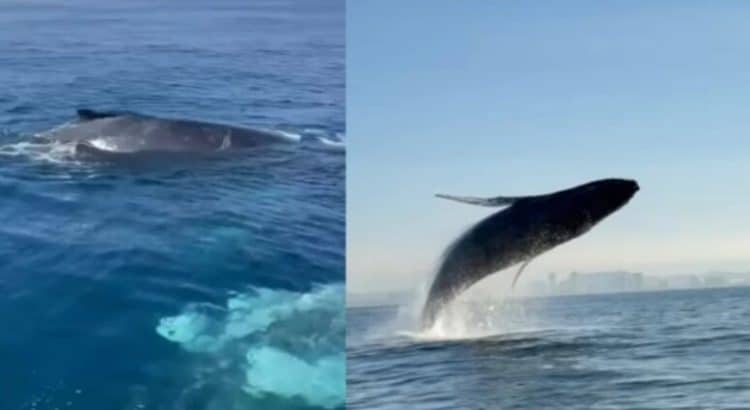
xmin=0 ymin=1 xmax=344 ymax=409
xmin=348 ymin=287 xmax=750 ymax=409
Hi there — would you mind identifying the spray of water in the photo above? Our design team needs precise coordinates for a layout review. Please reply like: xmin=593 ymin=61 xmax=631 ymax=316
xmin=356 ymin=275 xmax=544 ymax=345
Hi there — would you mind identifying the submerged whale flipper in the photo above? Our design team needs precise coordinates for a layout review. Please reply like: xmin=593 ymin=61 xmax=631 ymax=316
xmin=435 ymin=193 xmax=531 ymax=207
xmin=76 ymin=109 xmax=126 ymax=121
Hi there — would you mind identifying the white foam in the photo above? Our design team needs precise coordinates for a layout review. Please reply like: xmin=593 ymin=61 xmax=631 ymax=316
xmin=1 ymin=122 xmax=78 ymax=163
xmin=262 ymin=128 xmax=302 ymax=142
xmin=155 ymin=311 xmax=223 ymax=353
xmin=0 ymin=139 xmax=79 ymax=164
xmin=156 ymin=283 xmax=345 ymax=408
xmin=243 ymin=347 xmax=345 ymax=408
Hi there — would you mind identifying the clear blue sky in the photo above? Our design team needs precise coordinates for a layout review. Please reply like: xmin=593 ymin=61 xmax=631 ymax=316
xmin=347 ymin=1 xmax=750 ymax=294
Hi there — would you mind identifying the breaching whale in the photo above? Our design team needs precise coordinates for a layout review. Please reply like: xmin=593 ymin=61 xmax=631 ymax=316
xmin=40 ymin=109 xmax=296 ymax=156
xmin=421 ymin=178 xmax=639 ymax=329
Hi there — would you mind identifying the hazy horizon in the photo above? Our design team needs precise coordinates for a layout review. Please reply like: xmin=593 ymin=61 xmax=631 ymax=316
xmin=347 ymin=269 xmax=750 ymax=308
xmin=348 ymin=1 xmax=750 ymax=295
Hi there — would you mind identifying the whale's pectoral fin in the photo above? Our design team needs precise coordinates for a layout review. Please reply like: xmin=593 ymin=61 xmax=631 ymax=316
xmin=435 ymin=193 xmax=525 ymax=207
xmin=76 ymin=109 xmax=123 ymax=121
xmin=511 ymin=259 xmax=532 ymax=289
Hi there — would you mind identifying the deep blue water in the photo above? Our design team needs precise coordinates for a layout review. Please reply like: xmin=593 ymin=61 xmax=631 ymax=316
xmin=0 ymin=1 xmax=344 ymax=409
xmin=348 ymin=288 xmax=750 ymax=409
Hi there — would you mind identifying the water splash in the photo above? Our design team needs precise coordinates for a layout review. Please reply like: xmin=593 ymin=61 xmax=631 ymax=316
xmin=362 ymin=281 xmax=540 ymax=343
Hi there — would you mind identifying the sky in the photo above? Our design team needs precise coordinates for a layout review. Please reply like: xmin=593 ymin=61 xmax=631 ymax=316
xmin=347 ymin=1 xmax=750 ymax=295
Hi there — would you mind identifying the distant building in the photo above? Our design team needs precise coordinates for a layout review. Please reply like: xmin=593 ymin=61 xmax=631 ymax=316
xmin=704 ymin=275 xmax=729 ymax=288
xmin=633 ymin=272 xmax=644 ymax=291
xmin=665 ymin=275 xmax=702 ymax=289
xmin=537 ymin=269 xmax=750 ymax=297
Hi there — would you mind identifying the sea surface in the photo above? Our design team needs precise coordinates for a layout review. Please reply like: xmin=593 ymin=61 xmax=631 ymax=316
xmin=0 ymin=0 xmax=344 ymax=409
xmin=348 ymin=287 xmax=750 ymax=409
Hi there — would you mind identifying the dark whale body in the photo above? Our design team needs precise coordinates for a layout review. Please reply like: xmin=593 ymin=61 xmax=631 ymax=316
xmin=41 ymin=109 xmax=294 ymax=155
xmin=422 ymin=178 xmax=639 ymax=329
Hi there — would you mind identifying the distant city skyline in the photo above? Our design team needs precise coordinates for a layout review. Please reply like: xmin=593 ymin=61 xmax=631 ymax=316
xmin=348 ymin=1 xmax=750 ymax=295
xmin=348 ymin=270 xmax=750 ymax=307
xmin=524 ymin=270 xmax=750 ymax=297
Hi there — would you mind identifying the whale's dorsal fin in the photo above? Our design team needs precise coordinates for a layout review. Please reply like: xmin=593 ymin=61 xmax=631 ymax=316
xmin=435 ymin=193 xmax=529 ymax=207
xmin=77 ymin=109 xmax=123 ymax=121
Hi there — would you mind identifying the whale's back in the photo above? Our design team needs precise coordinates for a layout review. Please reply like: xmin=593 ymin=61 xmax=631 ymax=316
xmin=40 ymin=110 xmax=292 ymax=154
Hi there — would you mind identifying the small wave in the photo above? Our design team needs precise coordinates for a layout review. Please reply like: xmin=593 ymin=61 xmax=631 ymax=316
xmin=270 ymin=126 xmax=345 ymax=150
xmin=316 ymin=136 xmax=345 ymax=150
xmin=156 ymin=283 xmax=345 ymax=409
xmin=295 ymin=128 xmax=345 ymax=150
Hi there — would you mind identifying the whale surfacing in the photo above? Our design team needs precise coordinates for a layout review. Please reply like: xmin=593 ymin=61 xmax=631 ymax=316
xmin=40 ymin=109 xmax=295 ymax=156
xmin=421 ymin=178 xmax=639 ymax=329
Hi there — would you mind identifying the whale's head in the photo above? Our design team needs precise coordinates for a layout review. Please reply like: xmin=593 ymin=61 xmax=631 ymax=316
xmin=556 ymin=178 xmax=639 ymax=232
